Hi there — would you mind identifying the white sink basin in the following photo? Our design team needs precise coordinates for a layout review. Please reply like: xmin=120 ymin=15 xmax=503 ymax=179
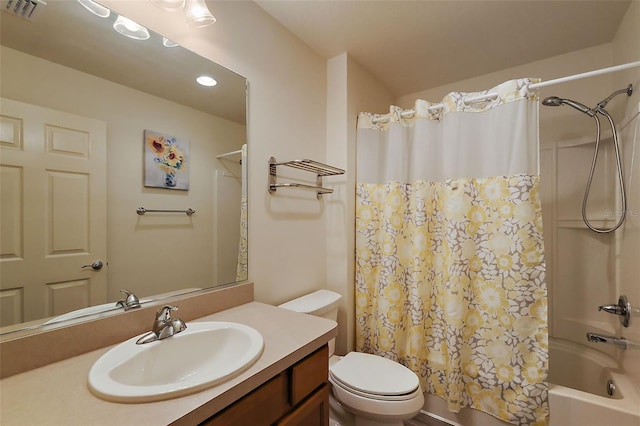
xmin=44 ymin=302 xmax=124 ymax=325
xmin=88 ymin=322 xmax=264 ymax=402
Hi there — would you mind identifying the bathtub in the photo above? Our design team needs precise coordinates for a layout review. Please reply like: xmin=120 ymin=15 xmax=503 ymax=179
xmin=547 ymin=338 xmax=639 ymax=426
xmin=419 ymin=338 xmax=640 ymax=426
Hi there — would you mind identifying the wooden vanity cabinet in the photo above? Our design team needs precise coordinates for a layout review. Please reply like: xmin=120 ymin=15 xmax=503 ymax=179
xmin=202 ymin=345 xmax=329 ymax=426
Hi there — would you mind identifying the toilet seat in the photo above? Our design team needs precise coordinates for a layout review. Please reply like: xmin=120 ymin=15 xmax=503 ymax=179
xmin=329 ymin=375 xmax=420 ymax=402
xmin=329 ymin=352 xmax=420 ymax=401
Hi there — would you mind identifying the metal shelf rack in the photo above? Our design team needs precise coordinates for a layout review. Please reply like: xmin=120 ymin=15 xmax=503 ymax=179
xmin=268 ymin=157 xmax=345 ymax=199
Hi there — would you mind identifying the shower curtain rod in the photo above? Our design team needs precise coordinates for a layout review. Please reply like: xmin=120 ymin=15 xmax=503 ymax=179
xmin=216 ymin=149 xmax=243 ymax=159
xmin=371 ymin=60 xmax=640 ymax=123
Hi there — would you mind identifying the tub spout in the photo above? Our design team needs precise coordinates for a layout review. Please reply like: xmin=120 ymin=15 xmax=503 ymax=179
xmin=586 ymin=332 xmax=627 ymax=350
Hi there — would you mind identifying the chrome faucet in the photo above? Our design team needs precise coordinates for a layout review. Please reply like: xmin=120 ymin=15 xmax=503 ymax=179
xmin=115 ymin=289 xmax=141 ymax=311
xmin=136 ymin=305 xmax=187 ymax=345
xmin=586 ymin=332 xmax=627 ymax=350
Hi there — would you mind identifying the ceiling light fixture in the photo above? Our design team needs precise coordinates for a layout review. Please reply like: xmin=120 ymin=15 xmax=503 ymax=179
xmin=196 ymin=76 xmax=217 ymax=87
xmin=77 ymin=0 xmax=110 ymax=18
xmin=150 ymin=0 xmax=216 ymax=29
xmin=162 ymin=37 xmax=180 ymax=48
xmin=150 ymin=0 xmax=185 ymax=12
xmin=113 ymin=15 xmax=150 ymax=40
xmin=184 ymin=0 xmax=215 ymax=28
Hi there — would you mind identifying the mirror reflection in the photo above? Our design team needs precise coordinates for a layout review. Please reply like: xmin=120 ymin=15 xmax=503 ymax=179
xmin=0 ymin=0 xmax=248 ymax=332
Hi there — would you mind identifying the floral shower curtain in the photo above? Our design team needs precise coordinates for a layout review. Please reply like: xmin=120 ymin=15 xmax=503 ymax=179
xmin=355 ymin=79 xmax=548 ymax=426
xmin=236 ymin=144 xmax=248 ymax=281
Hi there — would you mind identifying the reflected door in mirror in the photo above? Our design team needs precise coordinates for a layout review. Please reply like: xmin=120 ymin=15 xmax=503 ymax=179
xmin=0 ymin=98 xmax=108 ymax=326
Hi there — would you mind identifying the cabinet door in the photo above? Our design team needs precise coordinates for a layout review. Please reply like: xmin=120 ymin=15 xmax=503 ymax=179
xmin=202 ymin=373 xmax=290 ymax=426
xmin=276 ymin=384 xmax=329 ymax=426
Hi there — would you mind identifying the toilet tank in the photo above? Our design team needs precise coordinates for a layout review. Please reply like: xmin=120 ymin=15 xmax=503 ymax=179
xmin=278 ymin=290 xmax=342 ymax=355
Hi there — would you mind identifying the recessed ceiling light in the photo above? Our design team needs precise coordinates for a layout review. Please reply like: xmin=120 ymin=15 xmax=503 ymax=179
xmin=196 ymin=76 xmax=217 ymax=87
xmin=77 ymin=0 xmax=110 ymax=18
xmin=113 ymin=15 xmax=150 ymax=40
xmin=162 ymin=37 xmax=179 ymax=48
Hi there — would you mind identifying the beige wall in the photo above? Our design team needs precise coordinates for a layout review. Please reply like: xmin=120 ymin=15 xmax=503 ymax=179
xmin=326 ymin=53 xmax=394 ymax=354
xmin=0 ymin=46 xmax=245 ymax=303
xmin=100 ymin=0 xmax=329 ymax=305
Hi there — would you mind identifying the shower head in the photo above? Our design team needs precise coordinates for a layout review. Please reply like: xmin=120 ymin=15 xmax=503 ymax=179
xmin=541 ymin=96 xmax=563 ymax=107
xmin=541 ymin=96 xmax=595 ymax=116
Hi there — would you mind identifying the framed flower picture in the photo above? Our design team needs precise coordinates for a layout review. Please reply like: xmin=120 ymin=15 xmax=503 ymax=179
xmin=144 ymin=130 xmax=189 ymax=190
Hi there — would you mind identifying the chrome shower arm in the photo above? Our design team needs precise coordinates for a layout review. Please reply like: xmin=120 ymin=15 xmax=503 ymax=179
xmin=596 ymin=84 xmax=633 ymax=110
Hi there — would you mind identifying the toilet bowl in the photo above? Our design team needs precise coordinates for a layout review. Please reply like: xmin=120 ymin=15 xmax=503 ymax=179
xmin=278 ymin=290 xmax=424 ymax=426
xmin=329 ymin=352 xmax=424 ymax=425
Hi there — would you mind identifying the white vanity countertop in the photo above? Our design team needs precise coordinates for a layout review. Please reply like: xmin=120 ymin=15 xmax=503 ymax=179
xmin=0 ymin=302 xmax=337 ymax=425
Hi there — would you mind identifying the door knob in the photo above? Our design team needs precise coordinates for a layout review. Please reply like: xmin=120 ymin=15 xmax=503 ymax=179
xmin=81 ymin=260 xmax=104 ymax=270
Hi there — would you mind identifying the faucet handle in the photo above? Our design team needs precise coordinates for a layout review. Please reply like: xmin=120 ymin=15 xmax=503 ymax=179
xmin=172 ymin=317 xmax=187 ymax=333
xmin=156 ymin=305 xmax=178 ymax=321
xmin=598 ymin=295 xmax=631 ymax=327
xmin=598 ymin=304 xmax=625 ymax=315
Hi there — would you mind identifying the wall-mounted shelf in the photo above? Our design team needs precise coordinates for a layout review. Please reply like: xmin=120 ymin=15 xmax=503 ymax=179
xmin=268 ymin=157 xmax=345 ymax=199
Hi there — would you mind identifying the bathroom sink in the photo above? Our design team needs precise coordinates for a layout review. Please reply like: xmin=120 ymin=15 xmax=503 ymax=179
xmin=44 ymin=302 xmax=127 ymax=325
xmin=88 ymin=321 xmax=264 ymax=402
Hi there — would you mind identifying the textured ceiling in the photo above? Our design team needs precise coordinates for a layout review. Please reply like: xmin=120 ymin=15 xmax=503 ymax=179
xmin=255 ymin=0 xmax=632 ymax=97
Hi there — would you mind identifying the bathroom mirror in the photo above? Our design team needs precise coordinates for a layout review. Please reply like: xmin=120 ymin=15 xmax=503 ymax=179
xmin=0 ymin=0 xmax=248 ymax=333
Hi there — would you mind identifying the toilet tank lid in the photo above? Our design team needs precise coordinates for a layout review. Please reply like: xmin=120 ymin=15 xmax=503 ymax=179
xmin=278 ymin=289 xmax=342 ymax=315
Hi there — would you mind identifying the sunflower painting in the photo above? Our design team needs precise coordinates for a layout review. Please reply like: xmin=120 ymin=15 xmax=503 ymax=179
xmin=144 ymin=130 xmax=189 ymax=190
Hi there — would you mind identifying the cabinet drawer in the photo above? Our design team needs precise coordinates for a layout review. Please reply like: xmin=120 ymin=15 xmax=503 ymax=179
xmin=290 ymin=345 xmax=328 ymax=406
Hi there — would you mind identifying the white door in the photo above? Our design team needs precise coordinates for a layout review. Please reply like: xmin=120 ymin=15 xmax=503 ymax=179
xmin=0 ymin=98 xmax=107 ymax=326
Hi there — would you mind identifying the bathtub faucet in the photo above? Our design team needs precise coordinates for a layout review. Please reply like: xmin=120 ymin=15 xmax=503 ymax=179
xmin=598 ymin=295 xmax=631 ymax=327
xmin=586 ymin=332 xmax=627 ymax=350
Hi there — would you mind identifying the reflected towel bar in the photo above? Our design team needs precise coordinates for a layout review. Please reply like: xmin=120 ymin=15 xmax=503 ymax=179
xmin=136 ymin=207 xmax=195 ymax=216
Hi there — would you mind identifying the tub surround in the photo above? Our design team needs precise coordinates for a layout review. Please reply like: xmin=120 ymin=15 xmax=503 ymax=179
xmin=0 ymin=300 xmax=337 ymax=425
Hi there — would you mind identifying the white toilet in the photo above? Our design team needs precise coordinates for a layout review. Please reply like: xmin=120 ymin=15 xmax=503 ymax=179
xmin=279 ymin=290 xmax=424 ymax=426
